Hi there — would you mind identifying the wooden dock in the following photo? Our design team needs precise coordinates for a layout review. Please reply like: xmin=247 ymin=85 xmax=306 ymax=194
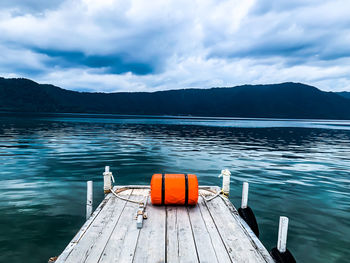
xmin=55 ymin=185 xmax=275 ymax=263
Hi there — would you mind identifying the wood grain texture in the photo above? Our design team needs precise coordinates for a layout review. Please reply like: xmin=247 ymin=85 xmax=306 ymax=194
xmin=64 ymin=190 xmax=132 ymax=263
xmin=132 ymin=198 xmax=166 ymax=263
xmin=98 ymin=189 xmax=149 ymax=263
xmin=56 ymin=186 xmax=274 ymax=263
xmin=166 ymin=206 xmax=199 ymax=263
xmin=219 ymin=196 xmax=274 ymax=263
xmin=197 ymin=197 xmax=232 ymax=263
xmin=204 ymin=197 xmax=267 ymax=263
xmin=166 ymin=206 xmax=179 ymax=263
xmin=56 ymin=192 xmax=114 ymax=263
xmin=188 ymin=199 xmax=221 ymax=263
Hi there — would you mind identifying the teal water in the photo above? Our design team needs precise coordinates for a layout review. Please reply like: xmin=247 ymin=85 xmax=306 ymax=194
xmin=0 ymin=115 xmax=349 ymax=263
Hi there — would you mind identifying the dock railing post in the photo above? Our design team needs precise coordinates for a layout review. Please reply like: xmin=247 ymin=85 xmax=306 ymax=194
xmin=103 ymin=166 xmax=114 ymax=194
xmin=270 ymin=216 xmax=296 ymax=261
xmin=86 ymin=181 xmax=93 ymax=220
xmin=238 ymin=181 xmax=259 ymax=237
xmin=277 ymin=216 xmax=289 ymax=253
xmin=219 ymin=169 xmax=231 ymax=196
xmin=241 ymin=182 xmax=249 ymax=209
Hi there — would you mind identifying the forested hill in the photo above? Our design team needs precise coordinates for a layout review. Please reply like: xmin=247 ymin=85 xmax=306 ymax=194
xmin=336 ymin=91 xmax=350 ymax=99
xmin=1 ymin=77 xmax=350 ymax=119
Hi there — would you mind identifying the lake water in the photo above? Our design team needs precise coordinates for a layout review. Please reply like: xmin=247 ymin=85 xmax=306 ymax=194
xmin=0 ymin=114 xmax=349 ymax=263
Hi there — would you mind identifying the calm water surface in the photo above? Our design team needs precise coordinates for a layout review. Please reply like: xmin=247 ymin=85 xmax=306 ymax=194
xmin=0 ymin=115 xmax=349 ymax=263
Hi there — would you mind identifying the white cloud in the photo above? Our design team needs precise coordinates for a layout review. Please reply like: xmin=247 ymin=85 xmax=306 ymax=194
xmin=0 ymin=0 xmax=350 ymax=92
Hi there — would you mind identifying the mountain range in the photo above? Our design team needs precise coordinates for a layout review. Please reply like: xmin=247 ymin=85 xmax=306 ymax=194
xmin=1 ymin=77 xmax=350 ymax=120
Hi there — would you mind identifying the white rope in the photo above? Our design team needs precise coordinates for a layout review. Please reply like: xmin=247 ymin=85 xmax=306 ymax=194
xmin=200 ymin=192 xmax=221 ymax=202
xmin=110 ymin=187 xmax=147 ymax=205
xmin=111 ymin=186 xmax=221 ymax=204
xmin=199 ymin=189 xmax=223 ymax=202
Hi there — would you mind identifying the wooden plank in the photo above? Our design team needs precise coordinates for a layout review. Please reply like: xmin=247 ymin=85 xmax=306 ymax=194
xmin=176 ymin=207 xmax=199 ymax=263
xmin=98 ymin=189 xmax=149 ymax=263
xmin=57 ymin=185 xmax=274 ymax=263
xmin=86 ymin=181 xmax=93 ymax=220
xmin=204 ymin=197 xmax=267 ymax=263
xmin=64 ymin=190 xmax=132 ymax=263
xmin=56 ymin=193 xmax=113 ymax=263
xmin=166 ymin=206 xmax=199 ymax=263
xmin=188 ymin=200 xmax=220 ymax=263
xmin=197 ymin=197 xmax=232 ymax=263
xmin=133 ymin=188 xmax=150 ymax=197
xmin=166 ymin=207 xmax=179 ymax=263
xmin=219 ymin=196 xmax=275 ymax=263
xmin=132 ymin=199 xmax=166 ymax=263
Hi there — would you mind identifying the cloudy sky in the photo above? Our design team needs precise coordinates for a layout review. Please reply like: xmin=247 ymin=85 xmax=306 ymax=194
xmin=0 ymin=0 xmax=350 ymax=92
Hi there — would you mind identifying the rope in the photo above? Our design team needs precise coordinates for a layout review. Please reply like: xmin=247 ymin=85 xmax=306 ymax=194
xmin=110 ymin=186 xmax=222 ymax=204
xmin=199 ymin=189 xmax=224 ymax=202
xmin=110 ymin=187 xmax=147 ymax=205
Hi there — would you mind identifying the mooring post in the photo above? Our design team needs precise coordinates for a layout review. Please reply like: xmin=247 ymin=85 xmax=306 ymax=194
xmin=277 ymin=216 xmax=289 ymax=253
xmin=241 ymin=182 xmax=249 ymax=209
xmin=270 ymin=216 xmax=296 ymax=261
xmin=103 ymin=166 xmax=114 ymax=194
xmin=86 ymin=181 xmax=93 ymax=220
xmin=220 ymin=169 xmax=231 ymax=196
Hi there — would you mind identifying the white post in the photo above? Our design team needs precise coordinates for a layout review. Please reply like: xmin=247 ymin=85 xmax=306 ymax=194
xmin=219 ymin=169 xmax=231 ymax=196
xmin=103 ymin=166 xmax=114 ymax=194
xmin=241 ymin=182 xmax=249 ymax=209
xmin=86 ymin=181 xmax=93 ymax=220
xmin=277 ymin=216 xmax=289 ymax=253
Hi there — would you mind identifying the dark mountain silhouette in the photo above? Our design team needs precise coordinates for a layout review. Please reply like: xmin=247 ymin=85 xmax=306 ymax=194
xmin=1 ymin=77 xmax=350 ymax=119
xmin=336 ymin=92 xmax=350 ymax=99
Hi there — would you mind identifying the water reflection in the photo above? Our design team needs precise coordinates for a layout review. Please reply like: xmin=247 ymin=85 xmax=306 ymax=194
xmin=0 ymin=116 xmax=349 ymax=263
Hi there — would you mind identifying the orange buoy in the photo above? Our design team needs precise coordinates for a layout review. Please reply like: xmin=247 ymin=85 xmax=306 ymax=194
xmin=150 ymin=174 xmax=198 ymax=205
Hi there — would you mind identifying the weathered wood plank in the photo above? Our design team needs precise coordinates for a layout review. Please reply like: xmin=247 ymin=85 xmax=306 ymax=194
xmin=133 ymin=188 xmax=150 ymax=197
xmin=55 ymin=193 xmax=113 ymax=263
xmin=64 ymin=190 xmax=132 ymax=263
xmin=197 ymin=197 xmax=232 ymax=263
xmin=166 ymin=206 xmax=199 ymax=263
xmin=176 ymin=207 xmax=199 ymax=263
xmin=132 ymin=199 xmax=166 ymax=263
xmin=166 ymin=207 xmax=179 ymax=263
xmin=219 ymin=196 xmax=275 ymax=263
xmin=188 ymin=199 xmax=220 ymax=263
xmin=98 ymin=189 xmax=149 ymax=263
xmin=204 ymin=197 xmax=267 ymax=263
xmin=57 ymin=185 xmax=274 ymax=263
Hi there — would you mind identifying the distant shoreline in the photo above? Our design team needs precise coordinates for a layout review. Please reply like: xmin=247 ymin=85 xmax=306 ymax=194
xmin=1 ymin=111 xmax=349 ymax=122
